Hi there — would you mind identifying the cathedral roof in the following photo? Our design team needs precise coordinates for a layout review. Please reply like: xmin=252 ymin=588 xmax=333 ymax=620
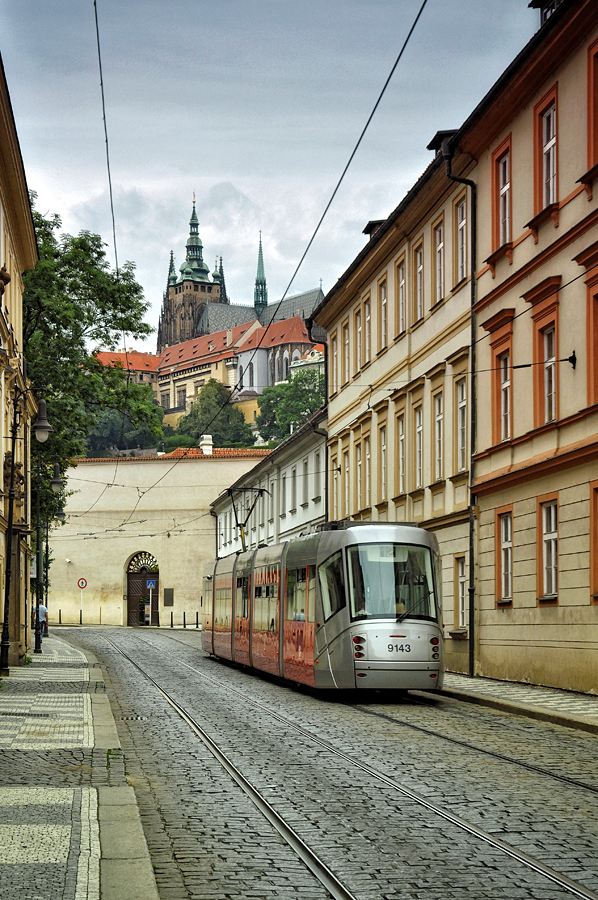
xmin=196 ymin=303 xmax=258 ymax=335
xmin=237 ymin=315 xmax=312 ymax=351
xmin=258 ymin=287 xmax=324 ymax=325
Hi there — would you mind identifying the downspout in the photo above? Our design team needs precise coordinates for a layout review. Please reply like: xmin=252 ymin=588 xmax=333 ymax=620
xmin=441 ymin=138 xmax=477 ymax=678
xmin=306 ymin=317 xmax=328 ymax=524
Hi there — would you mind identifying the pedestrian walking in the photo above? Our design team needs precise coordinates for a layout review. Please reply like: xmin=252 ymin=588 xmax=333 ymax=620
xmin=37 ymin=603 xmax=48 ymax=644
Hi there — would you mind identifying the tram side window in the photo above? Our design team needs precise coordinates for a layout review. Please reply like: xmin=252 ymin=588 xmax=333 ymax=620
xmin=236 ymin=576 xmax=249 ymax=618
xmin=308 ymin=565 xmax=316 ymax=622
xmin=286 ymin=567 xmax=306 ymax=621
xmin=254 ymin=581 xmax=278 ymax=632
xmin=318 ymin=551 xmax=346 ymax=621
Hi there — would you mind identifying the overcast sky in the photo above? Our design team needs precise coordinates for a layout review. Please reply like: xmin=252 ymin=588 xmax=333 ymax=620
xmin=0 ymin=0 xmax=540 ymax=352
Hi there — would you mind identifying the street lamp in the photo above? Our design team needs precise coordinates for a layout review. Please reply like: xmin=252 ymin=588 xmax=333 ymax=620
xmin=34 ymin=458 xmax=63 ymax=652
xmin=0 ymin=389 xmax=53 ymax=675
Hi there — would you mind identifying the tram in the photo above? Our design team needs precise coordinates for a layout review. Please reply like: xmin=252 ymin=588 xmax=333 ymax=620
xmin=202 ymin=522 xmax=444 ymax=690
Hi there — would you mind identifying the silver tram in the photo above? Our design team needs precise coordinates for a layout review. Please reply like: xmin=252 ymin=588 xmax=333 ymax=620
xmin=202 ymin=522 xmax=444 ymax=691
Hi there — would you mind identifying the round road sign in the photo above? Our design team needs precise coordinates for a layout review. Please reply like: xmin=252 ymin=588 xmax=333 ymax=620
xmin=77 ymin=578 xmax=87 ymax=589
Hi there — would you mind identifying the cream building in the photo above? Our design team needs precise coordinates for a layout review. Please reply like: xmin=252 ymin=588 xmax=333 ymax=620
xmin=311 ymin=155 xmax=475 ymax=674
xmin=0 ymin=56 xmax=38 ymax=666
xmin=49 ymin=443 xmax=269 ymax=626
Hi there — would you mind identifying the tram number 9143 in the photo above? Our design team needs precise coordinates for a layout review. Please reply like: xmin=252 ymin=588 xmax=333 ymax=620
xmin=388 ymin=643 xmax=411 ymax=653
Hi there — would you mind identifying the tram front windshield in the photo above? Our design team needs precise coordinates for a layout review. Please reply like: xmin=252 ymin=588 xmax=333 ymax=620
xmin=347 ymin=543 xmax=437 ymax=621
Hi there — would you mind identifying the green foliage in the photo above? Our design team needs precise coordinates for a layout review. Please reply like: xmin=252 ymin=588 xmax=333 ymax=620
xmin=23 ymin=194 xmax=157 ymax=533
xmin=175 ymin=379 xmax=255 ymax=447
xmin=85 ymin=387 xmax=164 ymax=455
xmin=256 ymin=368 xmax=325 ymax=441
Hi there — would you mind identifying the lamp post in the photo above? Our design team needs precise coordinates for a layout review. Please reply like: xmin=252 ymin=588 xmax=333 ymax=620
xmin=0 ymin=394 xmax=52 ymax=675
xmin=34 ymin=459 xmax=63 ymax=652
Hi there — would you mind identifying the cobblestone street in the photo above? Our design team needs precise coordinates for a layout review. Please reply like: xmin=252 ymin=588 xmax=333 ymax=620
xmin=60 ymin=626 xmax=598 ymax=900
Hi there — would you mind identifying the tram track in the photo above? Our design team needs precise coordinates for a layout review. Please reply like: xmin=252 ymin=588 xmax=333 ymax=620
xmin=104 ymin=631 xmax=598 ymax=900
xmin=156 ymin=628 xmax=598 ymax=797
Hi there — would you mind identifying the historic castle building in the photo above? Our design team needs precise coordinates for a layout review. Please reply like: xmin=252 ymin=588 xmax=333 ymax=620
xmin=157 ymin=203 xmax=324 ymax=353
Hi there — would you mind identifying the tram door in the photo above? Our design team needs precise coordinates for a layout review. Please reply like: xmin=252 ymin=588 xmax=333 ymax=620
xmin=126 ymin=553 xmax=159 ymax=626
xmin=283 ymin=537 xmax=317 ymax=687
xmin=233 ymin=551 xmax=253 ymax=667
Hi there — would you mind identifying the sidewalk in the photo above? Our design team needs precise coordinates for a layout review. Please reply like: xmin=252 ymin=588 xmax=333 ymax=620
xmin=0 ymin=635 xmax=159 ymax=900
xmin=434 ymin=671 xmax=598 ymax=735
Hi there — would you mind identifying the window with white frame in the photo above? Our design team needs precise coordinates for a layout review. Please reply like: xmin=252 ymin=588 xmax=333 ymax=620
xmin=343 ymin=450 xmax=350 ymax=517
xmin=434 ymin=222 xmax=444 ymax=304
xmin=332 ymin=335 xmax=338 ymax=394
xmin=434 ymin=393 xmax=443 ymax=481
xmin=280 ymin=475 xmax=287 ymax=515
xmin=364 ymin=436 xmax=371 ymax=507
xmin=457 ymin=556 xmax=467 ymax=628
xmin=364 ymin=299 xmax=371 ymax=364
xmin=500 ymin=512 xmax=512 ymax=602
xmin=499 ymin=151 xmax=511 ymax=246
xmin=343 ymin=323 xmax=349 ymax=384
xmin=415 ymin=406 xmax=423 ymax=488
xmin=398 ymin=261 xmax=406 ymax=333
xmin=380 ymin=426 xmax=387 ymax=501
xmin=457 ymin=199 xmax=467 ymax=283
xmin=500 ymin=352 xmax=511 ymax=441
xmin=269 ymin=481 xmax=275 ymax=521
xmin=542 ymin=104 xmax=556 ymax=207
xmin=291 ymin=467 xmax=297 ymax=511
xmin=415 ymin=246 xmax=424 ymax=320
xmin=302 ymin=457 xmax=309 ymax=505
xmin=544 ymin=326 xmax=556 ymax=423
xmin=398 ymin=415 xmax=405 ymax=494
xmin=542 ymin=500 xmax=558 ymax=596
xmin=314 ymin=450 xmax=321 ymax=498
xmin=332 ymin=457 xmax=338 ymax=519
xmin=457 ymin=378 xmax=467 ymax=472
xmin=356 ymin=443 xmax=362 ymax=509
xmin=380 ymin=281 xmax=387 ymax=349
xmin=356 ymin=310 xmax=362 ymax=370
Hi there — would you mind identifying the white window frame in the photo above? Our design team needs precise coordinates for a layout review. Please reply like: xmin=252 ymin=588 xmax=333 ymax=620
xmin=364 ymin=436 xmax=371 ymax=508
xmin=415 ymin=406 xmax=423 ymax=489
xmin=380 ymin=281 xmax=387 ymax=349
xmin=356 ymin=443 xmax=362 ymax=509
xmin=434 ymin=222 xmax=444 ymax=304
xmin=398 ymin=415 xmax=405 ymax=495
xmin=457 ymin=378 xmax=467 ymax=472
xmin=544 ymin=326 xmax=556 ymax=423
xmin=542 ymin=103 xmax=556 ymax=208
xmin=364 ymin=299 xmax=371 ymax=364
xmin=500 ymin=513 xmax=512 ymax=602
xmin=398 ymin=261 xmax=406 ymax=333
xmin=499 ymin=151 xmax=511 ymax=246
xmin=302 ymin=457 xmax=309 ymax=505
xmin=457 ymin=199 xmax=467 ymax=283
xmin=457 ymin=557 xmax=467 ymax=628
xmin=332 ymin=457 xmax=338 ymax=519
xmin=314 ymin=450 xmax=321 ymax=499
xmin=500 ymin=352 xmax=511 ymax=442
xmin=343 ymin=450 xmax=350 ymax=517
xmin=415 ymin=247 xmax=424 ymax=320
xmin=434 ymin=393 xmax=443 ymax=481
xmin=331 ymin=335 xmax=338 ymax=394
xmin=343 ymin=323 xmax=349 ymax=384
xmin=380 ymin=426 xmax=387 ymax=501
xmin=542 ymin=501 xmax=558 ymax=597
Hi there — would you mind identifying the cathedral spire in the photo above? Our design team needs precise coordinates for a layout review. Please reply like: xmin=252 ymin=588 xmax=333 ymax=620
xmin=167 ymin=250 xmax=177 ymax=286
xmin=219 ymin=257 xmax=229 ymax=304
xmin=254 ymin=232 xmax=268 ymax=317
xmin=184 ymin=199 xmax=210 ymax=281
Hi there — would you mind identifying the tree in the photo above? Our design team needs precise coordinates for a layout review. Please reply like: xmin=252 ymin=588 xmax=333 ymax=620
xmin=23 ymin=195 xmax=160 ymax=522
xmin=175 ymin=379 xmax=255 ymax=447
xmin=85 ymin=388 xmax=164 ymax=455
xmin=256 ymin=368 xmax=325 ymax=442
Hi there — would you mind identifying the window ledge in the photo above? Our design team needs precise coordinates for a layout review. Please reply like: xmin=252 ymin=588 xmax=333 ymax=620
xmin=311 ymin=495 xmax=321 ymax=503
xmin=300 ymin=502 xmax=309 ymax=509
xmin=449 ymin=471 xmax=469 ymax=487
xmin=289 ymin=508 xmax=297 ymax=514
xmin=496 ymin=599 xmax=513 ymax=607
xmin=576 ymin=162 xmax=598 ymax=201
xmin=279 ymin=513 xmax=286 ymax=519
xmin=448 ymin=628 xmax=468 ymax=640
xmin=537 ymin=595 xmax=558 ymax=606
xmin=484 ymin=242 xmax=513 ymax=277
xmin=524 ymin=203 xmax=559 ymax=244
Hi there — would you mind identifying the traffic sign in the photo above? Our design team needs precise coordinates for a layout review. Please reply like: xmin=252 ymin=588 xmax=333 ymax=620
xmin=77 ymin=578 xmax=87 ymax=589
xmin=147 ymin=579 xmax=156 ymax=589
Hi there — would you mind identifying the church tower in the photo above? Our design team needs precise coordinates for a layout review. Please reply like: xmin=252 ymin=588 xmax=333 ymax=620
xmin=157 ymin=201 xmax=223 ymax=353
xmin=253 ymin=232 xmax=268 ymax=318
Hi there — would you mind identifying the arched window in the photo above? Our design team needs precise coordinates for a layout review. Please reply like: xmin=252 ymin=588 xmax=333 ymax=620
xmin=276 ymin=351 xmax=282 ymax=382
xmin=283 ymin=351 xmax=290 ymax=379
xmin=248 ymin=362 xmax=254 ymax=387
xmin=239 ymin=365 xmax=244 ymax=389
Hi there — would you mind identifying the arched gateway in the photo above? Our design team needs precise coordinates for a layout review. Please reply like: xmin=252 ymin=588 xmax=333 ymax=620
xmin=126 ymin=552 xmax=159 ymax=626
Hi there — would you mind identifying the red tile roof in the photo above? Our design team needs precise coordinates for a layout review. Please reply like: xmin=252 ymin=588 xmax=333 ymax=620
xmin=95 ymin=350 xmax=161 ymax=372
xmin=159 ymin=321 xmax=259 ymax=371
xmin=238 ymin=315 xmax=311 ymax=350
xmin=162 ymin=447 xmax=271 ymax=459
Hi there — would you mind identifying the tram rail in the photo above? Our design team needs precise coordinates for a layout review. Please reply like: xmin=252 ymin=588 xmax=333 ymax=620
xmin=103 ymin=632 xmax=598 ymax=900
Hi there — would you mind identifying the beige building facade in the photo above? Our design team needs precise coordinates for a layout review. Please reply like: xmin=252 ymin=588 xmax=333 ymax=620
xmin=0 ymin=57 xmax=38 ymax=665
xmin=470 ymin=0 xmax=598 ymax=692
xmin=49 ymin=446 xmax=269 ymax=627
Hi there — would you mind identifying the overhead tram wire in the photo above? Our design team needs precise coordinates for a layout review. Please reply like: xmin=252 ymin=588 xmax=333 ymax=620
xmin=101 ymin=0 xmax=431 ymax=531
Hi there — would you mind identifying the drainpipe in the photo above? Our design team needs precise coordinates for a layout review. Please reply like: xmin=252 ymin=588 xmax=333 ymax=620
xmin=306 ymin=317 xmax=329 ymax=524
xmin=441 ymin=138 xmax=477 ymax=678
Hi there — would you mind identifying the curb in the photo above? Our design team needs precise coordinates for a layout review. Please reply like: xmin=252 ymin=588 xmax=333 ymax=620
xmin=419 ymin=686 xmax=598 ymax=736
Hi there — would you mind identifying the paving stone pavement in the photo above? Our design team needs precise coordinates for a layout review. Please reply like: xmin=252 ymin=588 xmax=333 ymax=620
xmin=0 ymin=635 xmax=158 ymax=900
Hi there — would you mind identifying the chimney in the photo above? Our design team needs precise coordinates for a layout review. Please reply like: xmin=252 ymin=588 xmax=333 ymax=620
xmin=200 ymin=434 xmax=213 ymax=456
